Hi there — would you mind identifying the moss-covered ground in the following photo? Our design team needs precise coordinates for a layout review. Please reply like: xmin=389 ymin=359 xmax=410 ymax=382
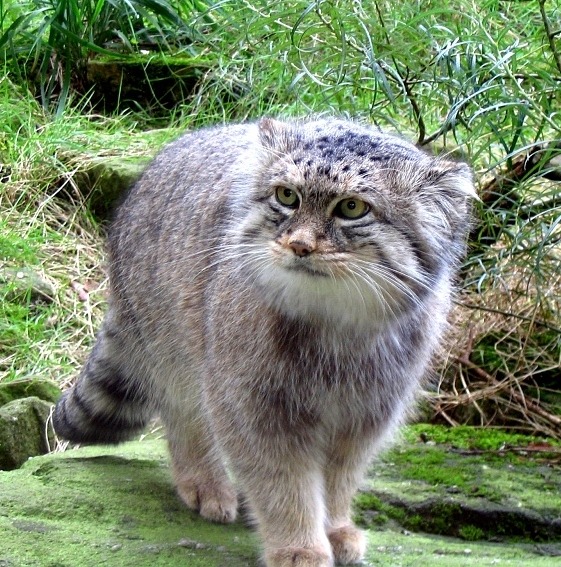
xmin=357 ymin=424 xmax=561 ymax=543
xmin=1 ymin=426 xmax=560 ymax=566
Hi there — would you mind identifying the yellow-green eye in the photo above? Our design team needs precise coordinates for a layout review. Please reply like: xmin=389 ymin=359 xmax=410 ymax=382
xmin=335 ymin=198 xmax=370 ymax=219
xmin=275 ymin=187 xmax=300 ymax=208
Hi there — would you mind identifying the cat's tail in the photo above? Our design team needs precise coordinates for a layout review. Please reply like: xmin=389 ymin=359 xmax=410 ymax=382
xmin=53 ymin=323 xmax=152 ymax=444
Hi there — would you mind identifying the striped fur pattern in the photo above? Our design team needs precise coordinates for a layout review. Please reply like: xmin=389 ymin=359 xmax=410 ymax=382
xmin=53 ymin=117 xmax=475 ymax=567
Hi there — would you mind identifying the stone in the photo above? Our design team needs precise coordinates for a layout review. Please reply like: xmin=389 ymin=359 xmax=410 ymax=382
xmin=0 ymin=267 xmax=55 ymax=303
xmin=0 ymin=377 xmax=61 ymax=407
xmin=0 ymin=428 xmax=559 ymax=565
xmin=82 ymin=158 xmax=147 ymax=218
xmin=0 ymin=397 xmax=55 ymax=470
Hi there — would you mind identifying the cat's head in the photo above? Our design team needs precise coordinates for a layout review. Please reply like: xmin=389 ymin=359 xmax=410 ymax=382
xmin=229 ymin=117 xmax=476 ymax=330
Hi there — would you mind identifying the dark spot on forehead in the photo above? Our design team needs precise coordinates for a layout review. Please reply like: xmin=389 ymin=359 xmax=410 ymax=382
xmin=316 ymin=164 xmax=332 ymax=176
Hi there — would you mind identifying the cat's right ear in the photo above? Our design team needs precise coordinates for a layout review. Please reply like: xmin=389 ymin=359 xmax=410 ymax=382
xmin=258 ymin=117 xmax=290 ymax=151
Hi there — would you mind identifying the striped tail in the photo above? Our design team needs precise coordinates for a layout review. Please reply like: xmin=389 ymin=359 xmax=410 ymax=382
xmin=53 ymin=326 xmax=152 ymax=444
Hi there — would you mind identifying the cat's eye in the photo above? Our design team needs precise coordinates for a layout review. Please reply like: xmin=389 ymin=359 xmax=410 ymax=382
xmin=275 ymin=187 xmax=300 ymax=208
xmin=334 ymin=198 xmax=370 ymax=219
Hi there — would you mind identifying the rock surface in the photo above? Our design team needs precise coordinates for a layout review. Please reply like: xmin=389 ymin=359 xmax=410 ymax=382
xmin=0 ymin=267 xmax=55 ymax=303
xmin=0 ymin=378 xmax=60 ymax=407
xmin=1 ymin=425 xmax=560 ymax=566
xmin=81 ymin=158 xmax=147 ymax=217
xmin=0 ymin=397 xmax=55 ymax=470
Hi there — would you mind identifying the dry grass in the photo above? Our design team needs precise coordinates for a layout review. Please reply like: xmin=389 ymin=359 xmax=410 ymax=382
xmin=1 ymin=188 xmax=107 ymax=384
xmin=434 ymin=239 xmax=561 ymax=438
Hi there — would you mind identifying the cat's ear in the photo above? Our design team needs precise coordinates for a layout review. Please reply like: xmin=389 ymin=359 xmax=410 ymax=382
xmin=423 ymin=160 xmax=478 ymax=201
xmin=258 ymin=117 xmax=291 ymax=151
xmin=416 ymin=159 xmax=478 ymax=235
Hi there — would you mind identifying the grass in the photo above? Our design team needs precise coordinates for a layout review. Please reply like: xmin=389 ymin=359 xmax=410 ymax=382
xmin=0 ymin=75 xmax=176 ymax=384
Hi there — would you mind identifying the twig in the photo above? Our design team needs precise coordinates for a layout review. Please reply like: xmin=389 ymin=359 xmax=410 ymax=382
xmin=539 ymin=0 xmax=561 ymax=76
xmin=455 ymin=354 xmax=561 ymax=429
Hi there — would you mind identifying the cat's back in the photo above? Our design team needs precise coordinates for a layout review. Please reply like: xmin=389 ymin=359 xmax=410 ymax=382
xmin=107 ymin=122 xmax=261 ymax=287
xmin=112 ymin=122 xmax=258 ymax=235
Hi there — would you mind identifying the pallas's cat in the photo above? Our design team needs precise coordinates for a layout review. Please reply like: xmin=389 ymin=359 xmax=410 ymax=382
xmin=54 ymin=117 xmax=474 ymax=566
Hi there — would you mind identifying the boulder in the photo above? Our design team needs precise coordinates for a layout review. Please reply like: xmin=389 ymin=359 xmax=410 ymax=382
xmin=1 ymin=427 xmax=560 ymax=565
xmin=0 ymin=397 xmax=55 ymax=470
xmin=0 ymin=377 xmax=61 ymax=407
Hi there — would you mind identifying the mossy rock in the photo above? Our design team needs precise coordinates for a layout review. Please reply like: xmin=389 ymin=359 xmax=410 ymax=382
xmin=1 ymin=429 xmax=561 ymax=565
xmin=357 ymin=424 xmax=561 ymax=543
xmin=0 ymin=377 xmax=61 ymax=407
xmin=0 ymin=266 xmax=55 ymax=303
xmin=86 ymin=55 xmax=210 ymax=114
xmin=78 ymin=157 xmax=148 ymax=218
xmin=0 ymin=397 xmax=55 ymax=470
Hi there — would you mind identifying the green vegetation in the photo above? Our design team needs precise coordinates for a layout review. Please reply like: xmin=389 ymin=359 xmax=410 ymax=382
xmin=4 ymin=437 xmax=559 ymax=565
xmin=353 ymin=424 xmax=561 ymax=542
xmin=403 ymin=423 xmax=561 ymax=451
xmin=0 ymin=1 xmax=560 ymax=438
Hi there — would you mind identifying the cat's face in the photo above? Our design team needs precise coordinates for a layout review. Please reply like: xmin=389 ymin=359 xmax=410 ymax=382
xmin=230 ymin=118 xmax=475 ymax=329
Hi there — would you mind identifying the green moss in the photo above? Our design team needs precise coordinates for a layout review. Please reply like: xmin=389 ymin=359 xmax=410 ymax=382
xmin=0 ymin=378 xmax=61 ymax=406
xmin=92 ymin=53 xmax=214 ymax=68
xmin=2 ymin=439 xmax=560 ymax=566
xmin=459 ymin=525 xmax=486 ymax=541
xmin=0 ymin=441 xmax=258 ymax=566
xmin=356 ymin=424 xmax=561 ymax=543
xmin=403 ymin=424 xmax=560 ymax=451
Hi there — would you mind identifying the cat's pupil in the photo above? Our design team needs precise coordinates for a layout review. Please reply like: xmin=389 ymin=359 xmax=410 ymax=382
xmin=347 ymin=200 xmax=356 ymax=209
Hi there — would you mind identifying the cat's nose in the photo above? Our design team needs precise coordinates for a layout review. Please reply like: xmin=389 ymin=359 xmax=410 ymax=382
xmin=289 ymin=240 xmax=313 ymax=257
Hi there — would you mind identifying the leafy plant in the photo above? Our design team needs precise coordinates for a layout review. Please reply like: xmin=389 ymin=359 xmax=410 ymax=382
xmin=187 ymin=0 xmax=561 ymax=437
xmin=0 ymin=0 xmax=214 ymax=115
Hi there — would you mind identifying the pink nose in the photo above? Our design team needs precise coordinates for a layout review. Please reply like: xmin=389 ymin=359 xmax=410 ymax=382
xmin=289 ymin=240 xmax=313 ymax=257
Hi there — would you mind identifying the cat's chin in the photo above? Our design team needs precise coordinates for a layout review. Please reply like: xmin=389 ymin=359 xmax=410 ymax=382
xmin=255 ymin=264 xmax=403 ymax=331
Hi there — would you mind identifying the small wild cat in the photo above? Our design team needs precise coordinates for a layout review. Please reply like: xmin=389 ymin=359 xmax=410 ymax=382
xmin=54 ymin=117 xmax=474 ymax=566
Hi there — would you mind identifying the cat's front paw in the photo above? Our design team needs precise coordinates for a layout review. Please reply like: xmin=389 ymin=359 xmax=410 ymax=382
xmin=265 ymin=546 xmax=333 ymax=567
xmin=327 ymin=525 xmax=365 ymax=564
xmin=176 ymin=477 xmax=238 ymax=523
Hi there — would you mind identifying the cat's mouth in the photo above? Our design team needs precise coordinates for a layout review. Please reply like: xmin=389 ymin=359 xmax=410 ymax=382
xmin=285 ymin=259 xmax=330 ymax=277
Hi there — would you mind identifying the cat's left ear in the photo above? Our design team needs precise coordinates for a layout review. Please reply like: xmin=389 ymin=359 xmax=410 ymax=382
xmin=258 ymin=117 xmax=292 ymax=151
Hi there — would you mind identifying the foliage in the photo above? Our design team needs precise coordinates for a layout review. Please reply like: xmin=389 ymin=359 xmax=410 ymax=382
xmin=0 ymin=75 xmax=172 ymax=383
xmin=183 ymin=0 xmax=561 ymax=437
xmin=0 ymin=0 xmax=216 ymax=115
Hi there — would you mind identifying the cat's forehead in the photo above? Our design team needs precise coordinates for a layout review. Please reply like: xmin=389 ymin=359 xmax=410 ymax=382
xmin=296 ymin=119 xmax=417 ymax=160
xmin=267 ymin=120 xmax=422 ymax=195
